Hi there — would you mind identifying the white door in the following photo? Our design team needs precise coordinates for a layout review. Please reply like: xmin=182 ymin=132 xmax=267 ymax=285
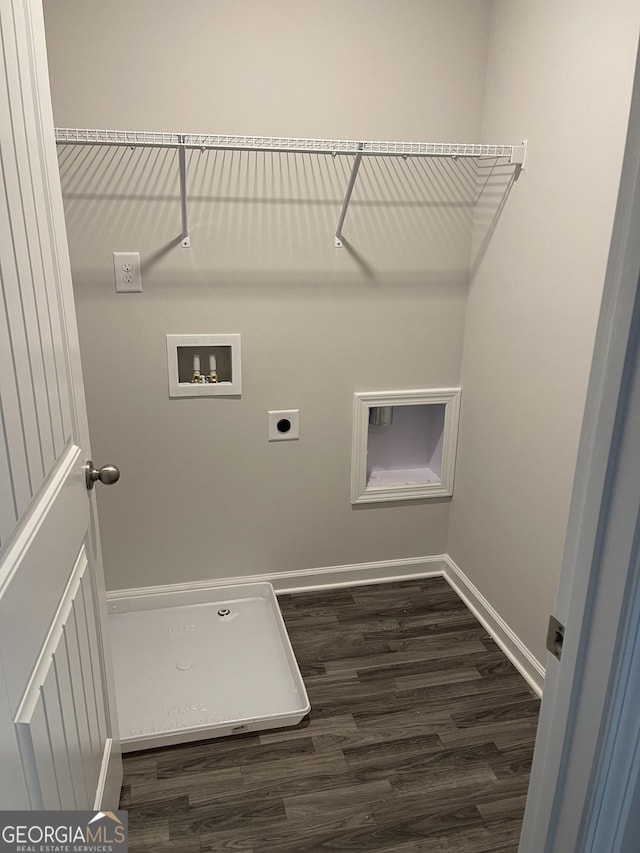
xmin=0 ymin=0 xmax=121 ymax=810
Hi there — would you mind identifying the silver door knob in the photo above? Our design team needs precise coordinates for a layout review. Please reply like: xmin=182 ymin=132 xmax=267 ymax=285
xmin=85 ymin=460 xmax=120 ymax=490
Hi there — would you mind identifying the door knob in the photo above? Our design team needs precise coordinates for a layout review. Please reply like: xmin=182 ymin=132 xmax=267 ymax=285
xmin=85 ymin=460 xmax=120 ymax=490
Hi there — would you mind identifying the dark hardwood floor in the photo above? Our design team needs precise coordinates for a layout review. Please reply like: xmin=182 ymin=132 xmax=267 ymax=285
xmin=119 ymin=577 xmax=540 ymax=852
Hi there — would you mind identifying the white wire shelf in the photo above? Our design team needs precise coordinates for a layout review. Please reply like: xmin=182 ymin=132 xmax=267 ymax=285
xmin=54 ymin=127 xmax=527 ymax=247
xmin=55 ymin=127 xmax=524 ymax=161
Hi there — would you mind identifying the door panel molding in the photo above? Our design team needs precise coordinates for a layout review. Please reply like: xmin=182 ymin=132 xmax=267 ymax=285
xmin=16 ymin=543 xmax=106 ymax=810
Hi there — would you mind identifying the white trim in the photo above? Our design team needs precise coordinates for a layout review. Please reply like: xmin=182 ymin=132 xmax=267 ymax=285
xmin=105 ymin=553 xmax=544 ymax=697
xmin=15 ymin=548 xmax=88 ymax=726
xmin=442 ymin=555 xmax=545 ymax=697
xmin=106 ymin=556 xmax=448 ymax=607
xmin=586 ymin=560 xmax=640 ymax=851
xmin=0 ymin=443 xmax=79 ymax=595
xmin=351 ymin=388 xmax=461 ymax=504
xmin=92 ymin=738 xmax=121 ymax=810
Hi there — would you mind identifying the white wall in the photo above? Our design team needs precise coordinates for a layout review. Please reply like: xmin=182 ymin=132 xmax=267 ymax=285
xmin=448 ymin=0 xmax=640 ymax=666
xmin=43 ymin=1 xmax=491 ymax=590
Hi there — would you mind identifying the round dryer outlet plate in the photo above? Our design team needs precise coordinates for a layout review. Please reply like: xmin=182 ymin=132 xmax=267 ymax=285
xmin=268 ymin=409 xmax=300 ymax=441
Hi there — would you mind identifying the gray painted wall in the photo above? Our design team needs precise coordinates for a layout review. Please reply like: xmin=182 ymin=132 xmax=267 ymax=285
xmin=43 ymin=0 xmax=490 ymax=590
xmin=447 ymin=0 xmax=640 ymax=665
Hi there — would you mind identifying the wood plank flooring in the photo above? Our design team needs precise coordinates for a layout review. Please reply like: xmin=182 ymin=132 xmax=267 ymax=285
xmin=119 ymin=577 xmax=540 ymax=852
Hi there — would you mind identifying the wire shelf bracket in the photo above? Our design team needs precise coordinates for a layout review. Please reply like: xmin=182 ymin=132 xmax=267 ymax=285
xmin=177 ymin=135 xmax=190 ymax=248
xmin=335 ymin=145 xmax=364 ymax=249
xmin=54 ymin=128 xmax=527 ymax=249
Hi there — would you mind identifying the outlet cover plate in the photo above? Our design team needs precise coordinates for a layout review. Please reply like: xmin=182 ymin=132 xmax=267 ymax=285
xmin=114 ymin=251 xmax=142 ymax=292
xmin=268 ymin=410 xmax=299 ymax=441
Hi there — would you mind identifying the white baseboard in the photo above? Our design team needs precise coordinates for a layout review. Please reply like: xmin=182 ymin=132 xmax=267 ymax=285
xmin=106 ymin=553 xmax=544 ymax=695
xmin=443 ymin=555 xmax=545 ymax=696
xmin=106 ymin=555 xmax=448 ymax=604
xmin=92 ymin=737 xmax=122 ymax=810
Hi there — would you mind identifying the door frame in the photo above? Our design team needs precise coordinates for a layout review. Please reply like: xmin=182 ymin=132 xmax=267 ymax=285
xmin=519 ymin=42 xmax=640 ymax=853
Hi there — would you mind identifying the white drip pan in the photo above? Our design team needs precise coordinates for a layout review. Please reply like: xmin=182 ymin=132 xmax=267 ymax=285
xmin=108 ymin=582 xmax=310 ymax=752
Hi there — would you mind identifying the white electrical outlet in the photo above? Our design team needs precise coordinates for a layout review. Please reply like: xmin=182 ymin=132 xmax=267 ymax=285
xmin=113 ymin=252 xmax=142 ymax=292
